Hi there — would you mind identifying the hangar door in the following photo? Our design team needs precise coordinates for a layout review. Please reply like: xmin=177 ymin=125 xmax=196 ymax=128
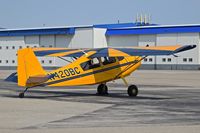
xmin=25 ymin=36 xmax=39 ymax=47
xmin=39 ymin=35 xmax=55 ymax=47
xmin=55 ymin=35 xmax=72 ymax=48
xmin=107 ymin=35 xmax=138 ymax=47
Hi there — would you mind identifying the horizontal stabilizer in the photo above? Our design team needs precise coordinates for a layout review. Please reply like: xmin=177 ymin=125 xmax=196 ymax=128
xmin=5 ymin=72 xmax=18 ymax=83
xmin=26 ymin=74 xmax=55 ymax=84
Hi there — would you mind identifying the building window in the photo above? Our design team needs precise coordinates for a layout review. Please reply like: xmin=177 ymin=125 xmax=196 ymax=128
xmin=12 ymin=46 xmax=15 ymax=49
xmin=149 ymin=58 xmax=153 ymax=62
xmin=41 ymin=60 xmax=44 ymax=64
xmin=162 ymin=58 xmax=166 ymax=62
xmin=6 ymin=60 xmax=8 ymax=63
xmin=183 ymin=58 xmax=187 ymax=62
xmin=49 ymin=60 xmax=52 ymax=64
xmin=12 ymin=60 xmax=15 ymax=63
xmin=0 ymin=46 xmax=2 ymax=49
xmin=41 ymin=45 xmax=45 ymax=47
xmin=19 ymin=46 xmax=22 ymax=49
xmin=144 ymin=58 xmax=148 ymax=62
xmin=189 ymin=58 xmax=193 ymax=62
xmin=0 ymin=60 xmax=1 ymax=63
xmin=6 ymin=46 xmax=9 ymax=49
xmin=34 ymin=46 xmax=37 ymax=48
xmin=49 ymin=45 xmax=53 ymax=48
xmin=168 ymin=58 xmax=171 ymax=62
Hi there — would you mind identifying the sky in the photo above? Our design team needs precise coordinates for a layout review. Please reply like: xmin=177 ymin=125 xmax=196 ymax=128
xmin=0 ymin=0 xmax=200 ymax=28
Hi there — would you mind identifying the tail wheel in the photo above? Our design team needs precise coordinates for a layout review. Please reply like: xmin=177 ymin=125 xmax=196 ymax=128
xmin=127 ymin=85 xmax=138 ymax=97
xmin=19 ymin=93 xmax=24 ymax=98
xmin=97 ymin=84 xmax=108 ymax=95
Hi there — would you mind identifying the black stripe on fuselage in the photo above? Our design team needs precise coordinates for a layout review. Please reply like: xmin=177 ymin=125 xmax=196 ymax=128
xmin=44 ymin=60 xmax=139 ymax=86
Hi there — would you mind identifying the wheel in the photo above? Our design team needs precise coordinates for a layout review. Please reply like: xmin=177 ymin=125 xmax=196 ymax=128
xmin=127 ymin=85 xmax=138 ymax=97
xmin=97 ymin=84 xmax=108 ymax=95
xmin=19 ymin=93 xmax=24 ymax=98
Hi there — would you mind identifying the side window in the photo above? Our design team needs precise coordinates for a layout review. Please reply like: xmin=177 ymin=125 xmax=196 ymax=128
xmin=117 ymin=57 xmax=124 ymax=61
xmin=80 ymin=58 xmax=101 ymax=71
xmin=102 ymin=57 xmax=116 ymax=65
xmin=90 ymin=58 xmax=100 ymax=68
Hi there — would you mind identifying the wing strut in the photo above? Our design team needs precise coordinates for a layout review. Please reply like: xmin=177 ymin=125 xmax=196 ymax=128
xmin=121 ymin=77 xmax=129 ymax=87
xmin=114 ymin=56 xmax=148 ymax=79
xmin=58 ymin=56 xmax=72 ymax=63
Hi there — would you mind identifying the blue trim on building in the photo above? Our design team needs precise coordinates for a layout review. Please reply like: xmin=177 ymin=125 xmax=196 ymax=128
xmin=1 ymin=23 xmax=200 ymax=37
xmin=93 ymin=23 xmax=156 ymax=29
xmin=106 ymin=25 xmax=200 ymax=35
xmin=0 ymin=28 xmax=75 ymax=36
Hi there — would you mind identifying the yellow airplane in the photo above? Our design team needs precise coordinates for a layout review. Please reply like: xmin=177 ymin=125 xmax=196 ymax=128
xmin=5 ymin=44 xmax=196 ymax=98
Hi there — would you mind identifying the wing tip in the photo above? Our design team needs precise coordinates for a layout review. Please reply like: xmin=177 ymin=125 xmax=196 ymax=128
xmin=174 ymin=45 xmax=196 ymax=53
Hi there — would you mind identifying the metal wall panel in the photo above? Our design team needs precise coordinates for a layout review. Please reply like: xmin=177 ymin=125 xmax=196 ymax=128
xmin=176 ymin=33 xmax=199 ymax=64
xmin=39 ymin=35 xmax=55 ymax=47
xmin=107 ymin=35 xmax=138 ymax=47
xmin=25 ymin=36 xmax=39 ymax=47
xmin=156 ymin=34 xmax=178 ymax=65
xmin=157 ymin=34 xmax=178 ymax=46
xmin=0 ymin=36 xmax=25 ymax=66
xmin=55 ymin=35 xmax=72 ymax=48
xmin=156 ymin=33 xmax=199 ymax=65
xmin=138 ymin=35 xmax=156 ymax=65
xmin=70 ymin=28 xmax=93 ymax=48
xmin=39 ymin=35 xmax=55 ymax=66
xmin=93 ymin=28 xmax=107 ymax=48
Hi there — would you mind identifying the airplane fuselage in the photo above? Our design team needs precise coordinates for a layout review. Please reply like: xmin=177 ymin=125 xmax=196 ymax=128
xmin=45 ymin=55 xmax=142 ymax=86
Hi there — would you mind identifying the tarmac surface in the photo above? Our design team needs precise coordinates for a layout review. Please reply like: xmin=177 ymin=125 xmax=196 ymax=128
xmin=0 ymin=70 xmax=200 ymax=133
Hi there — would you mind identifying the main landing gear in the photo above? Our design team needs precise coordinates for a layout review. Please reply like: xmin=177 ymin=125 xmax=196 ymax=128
xmin=97 ymin=84 xmax=108 ymax=95
xmin=127 ymin=85 xmax=138 ymax=97
xmin=19 ymin=87 xmax=29 ymax=98
xmin=96 ymin=83 xmax=139 ymax=97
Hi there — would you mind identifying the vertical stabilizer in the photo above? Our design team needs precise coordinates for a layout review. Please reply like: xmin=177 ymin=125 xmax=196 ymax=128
xmin=17 ymin=48 xmax=46 ymax=86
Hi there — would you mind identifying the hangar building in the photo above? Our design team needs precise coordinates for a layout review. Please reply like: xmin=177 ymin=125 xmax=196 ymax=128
xmin=0 ymin=23 xmax=199 ymax=70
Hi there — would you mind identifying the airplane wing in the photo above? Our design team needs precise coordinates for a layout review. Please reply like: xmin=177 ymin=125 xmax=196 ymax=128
xmin=32 ymin=45 xmax=196 ymax=58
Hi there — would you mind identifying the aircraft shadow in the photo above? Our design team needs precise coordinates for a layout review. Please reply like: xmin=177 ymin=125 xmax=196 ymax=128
xmin=1 ymin=89 xmax=172 ymax=101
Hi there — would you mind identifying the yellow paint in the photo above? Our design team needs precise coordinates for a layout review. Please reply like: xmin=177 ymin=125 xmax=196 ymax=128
xmin=17 ymin=48 xmax=46 ymax=87
xmin=17 ymin=48 xmax=141 ymax=88
xmin=108 ymin=48 xmax=130 ymax=57
xmin=17 ymin=45 xmax=184 ymax=88
xmin=132 ymin=45 xmax=182 ymax=51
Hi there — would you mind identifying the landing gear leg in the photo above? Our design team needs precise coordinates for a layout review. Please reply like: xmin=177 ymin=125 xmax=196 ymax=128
xmin=19 ymin=87 xmax=29 ymax=98
xmin=97 ymin=84 xmax=108 ymax=95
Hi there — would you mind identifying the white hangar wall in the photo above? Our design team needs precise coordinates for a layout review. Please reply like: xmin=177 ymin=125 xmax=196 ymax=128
xmin=138 ymin=35 xmax=156 ymax=67
xmin=107 ymin=35 xmax=138 ymax=47
xmin=0 ymin=27 xmax=107 ymax=68
xmin=0 ymin=25 xmax=200 ymax=70
xmin=0 ymin=36 xmax=25 ymax=67
xmin=155 ymin=33 xmax=199 ymax=70
xmin=107 ymin=33 xmax=200 ymax=70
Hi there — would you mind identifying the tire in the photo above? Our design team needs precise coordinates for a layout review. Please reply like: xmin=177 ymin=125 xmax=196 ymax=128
xmin=127 ymin=85 xmax=138 ymax=97
xmin=19 ymin=93 xmax=24 ymax=98
xmin=97 ymin=84 xmax=108 ymax=95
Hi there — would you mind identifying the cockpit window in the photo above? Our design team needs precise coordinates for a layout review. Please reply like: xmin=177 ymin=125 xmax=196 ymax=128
xmin=80 ymin=57 xmax=117 ymax=71
xmin=80 ymin=58 xmax=101 ymax=71
xmin=101 ymin=57 xmax=116 ymax=65
xmin=117 ymin=57 xmax=124 ymax=61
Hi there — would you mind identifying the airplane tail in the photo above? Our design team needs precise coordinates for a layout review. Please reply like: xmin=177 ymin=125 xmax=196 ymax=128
xmin=17 ymin=48 xmax=46 ymax=87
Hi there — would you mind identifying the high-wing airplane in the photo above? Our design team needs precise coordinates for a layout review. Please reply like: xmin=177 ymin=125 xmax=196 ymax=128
xmin=5 ymin=44 xmax=196 ymax=98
